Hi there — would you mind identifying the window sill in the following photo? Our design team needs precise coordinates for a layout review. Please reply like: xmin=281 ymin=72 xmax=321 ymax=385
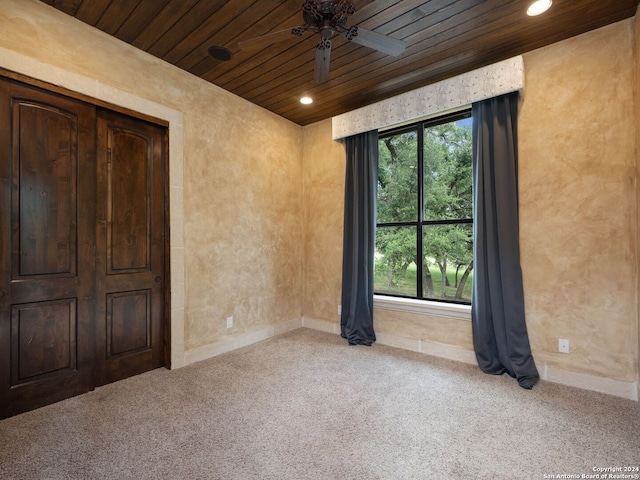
xmin=373 ymin=295 xmax=471 ymax=321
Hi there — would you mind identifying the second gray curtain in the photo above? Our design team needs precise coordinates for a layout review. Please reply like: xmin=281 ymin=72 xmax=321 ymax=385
xmin=472 ymin=92 xmax=539 ymax=389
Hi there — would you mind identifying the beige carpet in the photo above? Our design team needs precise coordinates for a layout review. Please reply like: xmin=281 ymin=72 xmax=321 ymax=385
xmin=1 ymin=328 xmax=638 ymax=480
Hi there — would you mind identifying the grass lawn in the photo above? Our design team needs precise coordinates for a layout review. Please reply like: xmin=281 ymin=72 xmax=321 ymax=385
xmin=374 ymin=261 xmax=472 ymax=303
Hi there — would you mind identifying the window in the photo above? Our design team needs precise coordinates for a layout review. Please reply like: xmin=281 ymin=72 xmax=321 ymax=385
xmin=375 ymin=110 xmax=473 ymax=304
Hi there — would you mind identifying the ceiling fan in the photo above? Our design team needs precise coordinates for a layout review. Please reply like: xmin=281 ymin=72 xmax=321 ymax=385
xmin=237 ymin=0 xmax=407 ymax=84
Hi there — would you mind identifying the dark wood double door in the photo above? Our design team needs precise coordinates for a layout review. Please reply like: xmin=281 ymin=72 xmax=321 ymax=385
xmin=0 ymin=79 xmax=167 ymax=418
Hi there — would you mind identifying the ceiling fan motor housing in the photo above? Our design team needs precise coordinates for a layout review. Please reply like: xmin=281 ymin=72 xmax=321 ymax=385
xmin=300 ymin=0 xmax=356 ymax=37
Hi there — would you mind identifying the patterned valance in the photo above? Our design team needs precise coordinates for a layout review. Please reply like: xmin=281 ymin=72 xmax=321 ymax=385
xmin=332 ymin=56 xmax=524 ymax=140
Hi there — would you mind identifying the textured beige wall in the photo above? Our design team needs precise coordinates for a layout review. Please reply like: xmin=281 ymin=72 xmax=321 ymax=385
xmin=183 ymin=96 xmax=303 ymax=350
xmin=303 ymin=20 xmax=639 ymax=383
xmin=519 ymin=20 xmax=637 ymax=382
xmin=0 ymin=0 xmax=304 ymax=356
xmin=635 ymin=8 xmax=640 ymax=386
xmin=374 ymin=309 xmax=473 ymax=349
xmin=302 ymin=121 xmax=345 ymax=321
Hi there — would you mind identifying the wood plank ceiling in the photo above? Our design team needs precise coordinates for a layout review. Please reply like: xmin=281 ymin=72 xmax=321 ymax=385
xmin=39 ymin=0 xmax=640 ymax=126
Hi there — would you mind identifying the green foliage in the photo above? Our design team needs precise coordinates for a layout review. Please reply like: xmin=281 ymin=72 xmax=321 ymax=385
xmin=423 ymin=122 xmax=473 ymax=220
xmin=373 ymin=261 xmax=473 ymax=301
xmin=377 ymin=132 xmax=418 ymax=223
xmin=376 ymin=118 xmax=473 ymax=302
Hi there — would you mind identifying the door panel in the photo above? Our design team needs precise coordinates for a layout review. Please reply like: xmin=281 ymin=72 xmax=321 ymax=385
xmin=107 ymin=290 xmax=151 ymax=357
xmin=95 ymin=110 xmax=165 ymax=387
xmin=14 ymin=102 xmax=76 ymax=277
xmin=0 ymin=80 xmax=96 ymax=418
xmin=108 ymin=129 xmax=150 ymax=272
xmin=11 ymin=299 xmax=77 ymax=384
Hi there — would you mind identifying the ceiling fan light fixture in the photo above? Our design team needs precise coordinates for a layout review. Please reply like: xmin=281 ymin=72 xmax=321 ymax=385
xmin=527 ymin=0 xmax=552 ymax=16
xmin=207 ymin=45 xmax=233 ymax=62
xmin=300 ymin=96 xmax=313 ymax=105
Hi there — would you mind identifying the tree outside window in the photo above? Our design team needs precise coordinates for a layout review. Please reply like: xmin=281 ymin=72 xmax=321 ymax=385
xmin=375 ymin=111 xmax=473 ymax=304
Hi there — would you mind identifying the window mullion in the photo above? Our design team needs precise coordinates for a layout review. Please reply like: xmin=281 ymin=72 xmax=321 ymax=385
xmin=416 ymin=123 xmax=424 ymax=299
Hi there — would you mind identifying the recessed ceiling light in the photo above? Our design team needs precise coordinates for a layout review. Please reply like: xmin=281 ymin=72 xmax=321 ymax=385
xmin=300 ymin=97 xmax=313 ymax=105
xmin=527 ymin=0 xmax=552 ymax=16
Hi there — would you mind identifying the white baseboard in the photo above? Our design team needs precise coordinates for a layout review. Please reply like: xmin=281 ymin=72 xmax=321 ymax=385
xmin=301 ymin=316 xmax=477 ymax=365
xmin=183 ymin=318 xmax=302 ymax=365
xmin=301 ymin=316 xmax=340 ymax=334
xmin=540 ymin=365 xmax=639 ymax=401
xmin=301 ymin=317 xmax=639 ymax=401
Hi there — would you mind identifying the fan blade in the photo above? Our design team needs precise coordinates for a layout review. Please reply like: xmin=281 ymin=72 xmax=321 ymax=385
xmin=314 ymin=38 xmax=331 ymax=84
xmin=238 ymin=28 xmax=297 ymax=51
xmin=345 ymin=27 xmax=406 ymax=57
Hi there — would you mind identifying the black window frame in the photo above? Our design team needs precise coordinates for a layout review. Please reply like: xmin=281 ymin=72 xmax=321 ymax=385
xmin=376 ymin=109 xmax=473 ymax=305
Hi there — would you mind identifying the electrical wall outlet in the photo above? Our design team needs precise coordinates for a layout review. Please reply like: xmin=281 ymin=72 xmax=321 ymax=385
xmin=226 ymin=316 xmax=233 ymax=328
xmin=338 ymin=305 xmax=342 ymax=315
xmin=558 ymin=338 xmax=570 ymax=354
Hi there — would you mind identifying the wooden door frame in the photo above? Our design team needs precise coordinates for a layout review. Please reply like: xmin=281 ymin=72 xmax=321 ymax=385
xmin=0 ymin=69 xmax=172 ymax=369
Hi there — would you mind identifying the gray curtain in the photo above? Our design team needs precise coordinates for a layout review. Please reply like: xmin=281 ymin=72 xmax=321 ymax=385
xmin=340 ymin=130 xmax=378 ymax=346
xmin=472 ymin=92 xmax=539 ymax=389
